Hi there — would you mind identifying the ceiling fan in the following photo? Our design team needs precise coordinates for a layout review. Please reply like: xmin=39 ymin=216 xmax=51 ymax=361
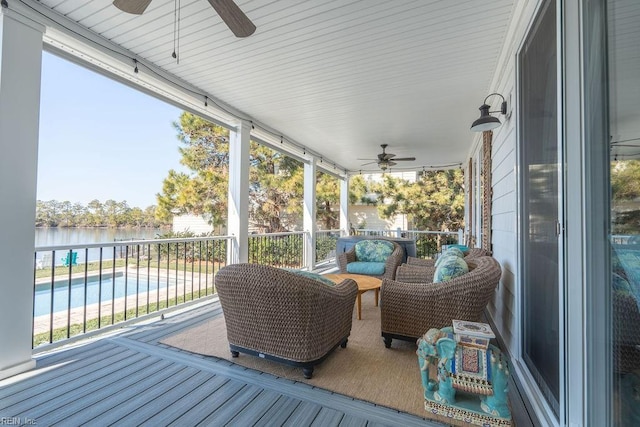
xmin=359 ymin=144 xmax=416 ymax=171
xmin=112 ymin=0 xmax=256 ymax=38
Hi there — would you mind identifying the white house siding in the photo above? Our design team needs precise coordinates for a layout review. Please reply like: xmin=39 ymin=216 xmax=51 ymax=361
xmin=172 ymin=214 xmax=214 ymax=234
xmin=488 ymin=121 xmax=517 ymax=351
xmin=349 ymin=205 xmax=409 ymax=231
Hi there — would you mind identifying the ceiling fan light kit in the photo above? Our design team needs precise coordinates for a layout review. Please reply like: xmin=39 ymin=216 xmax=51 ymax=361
xmin=470 ymin=93 xmax=508 ymax=132
xmin=358 ymin=144 xmax=416 ymax=171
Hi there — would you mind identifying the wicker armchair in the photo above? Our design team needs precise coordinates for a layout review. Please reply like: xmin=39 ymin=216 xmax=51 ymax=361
xmin=215 ymin=263 xmax=358 ymax=379
xmin=337 ymin=239 xmax=404 ymax=280
xmin=380 ymin=256 xmax=502 ymax=348
xmin=396 ymin=248 xmax=493 ymax=282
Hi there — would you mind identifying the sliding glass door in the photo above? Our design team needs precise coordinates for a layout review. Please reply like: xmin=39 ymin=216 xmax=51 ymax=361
xmin=519 ymin=0 xmax=561 ymax=417
xmin=608 ymin=0 xmax=640 ymax=424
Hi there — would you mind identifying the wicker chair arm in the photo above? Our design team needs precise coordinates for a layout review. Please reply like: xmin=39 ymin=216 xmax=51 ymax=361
xmin=337 ymin=247 xmax=357 ymax=273
xmin=406 ymin=256 xmax=436 ymax=267
xmin=395 ymin=264 xmax=436 ymax=283
xmin=382 ymin=243 xmax=405 ymax=280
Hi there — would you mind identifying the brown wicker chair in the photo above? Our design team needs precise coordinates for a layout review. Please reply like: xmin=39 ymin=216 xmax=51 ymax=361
xmin=380 ymin=256 xmax=502 ymax=348
xmin=215 ymin=263 xmax=358 ymax=379
xmin=396 ymin=248 xmax=493 ymax=282
xmin=337 ymin=239 xmax=404 ymax=280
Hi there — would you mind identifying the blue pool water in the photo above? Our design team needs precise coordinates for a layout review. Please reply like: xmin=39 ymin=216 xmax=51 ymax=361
xmin=33 ymin=273 xmax=183 ymax=317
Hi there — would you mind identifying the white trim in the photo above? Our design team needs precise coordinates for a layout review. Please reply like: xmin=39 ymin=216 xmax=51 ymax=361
xmin=227 ymin=121 xmax=251 ymax=264
xmin=303 ymin=158 xmax=317 ymax=270
xmin=577 ymin=1 xmax=611 ymax=426
xmin=0 ymin=10 xmax=43 ymax=380
xmin=556 ymin=1 xmax=567 ymax=424
xmin=339 ymin=178 xmax=349 ymax=236
xmin=0 ymin=359 xmax=36 ymax=381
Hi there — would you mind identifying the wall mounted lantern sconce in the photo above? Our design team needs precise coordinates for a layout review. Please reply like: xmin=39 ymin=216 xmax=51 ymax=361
xmin=470 ymin=93 xmax=508 ymax=132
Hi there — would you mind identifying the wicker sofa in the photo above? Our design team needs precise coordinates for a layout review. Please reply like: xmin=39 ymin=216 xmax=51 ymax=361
xmin=337 ymin=238 xmax=404 ymax=280
xmin=380 ymin=256 xmax=502 ymax=348
xmin=215 ymin=263 xmax=358 ymax=379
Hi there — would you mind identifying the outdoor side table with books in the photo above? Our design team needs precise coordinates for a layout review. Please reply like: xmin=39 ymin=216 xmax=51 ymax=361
xmin=416 ymin=320 xmax=513 ymax=427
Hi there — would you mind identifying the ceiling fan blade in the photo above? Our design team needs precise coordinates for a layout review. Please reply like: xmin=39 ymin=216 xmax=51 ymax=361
xmin=207 ymin=0 xmax=256 ymax=37
xmin=391 ymin=157 xmax=416 ymax=161
xmin=360 ymin=161 xmax=378 ymax=166
xmin=387 ymin=161 xmax=397 ymax=167
xmin=378 ymin=153 xmax=395 ymax=160
xmin=113 ymin=0 xmax=152 ymax=15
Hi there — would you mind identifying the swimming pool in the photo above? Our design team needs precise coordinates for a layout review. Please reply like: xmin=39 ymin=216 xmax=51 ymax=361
xmin=33 ymin=273 xmax=188 ymax=317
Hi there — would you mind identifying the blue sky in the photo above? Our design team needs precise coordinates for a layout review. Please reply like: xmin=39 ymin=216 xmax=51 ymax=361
xmin=37 ymin=52 xmax=185 ymax=208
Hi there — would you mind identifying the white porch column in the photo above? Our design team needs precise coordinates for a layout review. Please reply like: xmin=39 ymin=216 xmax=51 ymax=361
xmin=0 ymin=10 xmax=44 ymax=379
xmin=339 ymin=176 xmax=349 ymax=236
xmin=303 ymin=158 xmax=317 ymax=270
xmin=227 ymin=121 xmax=251 ymax=264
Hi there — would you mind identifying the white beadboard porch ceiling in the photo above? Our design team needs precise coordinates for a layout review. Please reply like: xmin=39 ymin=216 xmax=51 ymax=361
xmin=33 ymin=0 xmax=516 ymax=173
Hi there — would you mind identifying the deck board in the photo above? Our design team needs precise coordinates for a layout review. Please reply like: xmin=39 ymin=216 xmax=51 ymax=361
xmin=196 ymin=384 xmax=265 ymax=425
xmin=67 ymin=365 xmax=200 ymax=426
xmin=0 ymin=348 xmax=140 ymax=413
xmin=282 ymin=400 xmax=324 ymax=426
xmin=0 ymin=342 xmax=121 ymax=402
xmin=14 ymin=351 xmax=149 ymax=420
xmin=222 ymin=388 xmax=283 ymax=426
xmin=49 ymin=361 xmax=182 ymax=426
xmin=0 ymin=298 xmax=534 ymax=427
xmin=311 ymin=407 xmax=346 ymax=426
xmin=251 ymin=395 xmax=302 ymax=426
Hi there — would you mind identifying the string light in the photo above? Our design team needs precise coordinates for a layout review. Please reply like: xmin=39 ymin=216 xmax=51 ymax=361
xmin=133 ymin=59 xmax=138 ymax=73
xmin=204 ymin=96 xmax=208 ymax=107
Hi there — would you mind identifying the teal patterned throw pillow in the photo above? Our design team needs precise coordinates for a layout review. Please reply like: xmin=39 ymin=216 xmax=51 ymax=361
xmin=354 ymin=240 xmax=394 ymax=263
xmin=433 ymin=256 xmax=469 ymax=283
xmin=444 ymin=247 xmax=465 ymax=259
xmin=435 ymin=254 xmax=459 ymax=268
xmin=446 ymin=244 xmax=469 ymax=254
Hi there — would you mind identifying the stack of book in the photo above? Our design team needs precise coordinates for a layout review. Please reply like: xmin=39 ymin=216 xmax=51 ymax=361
xmin=452 ymin=319 xmax=495 ymax=350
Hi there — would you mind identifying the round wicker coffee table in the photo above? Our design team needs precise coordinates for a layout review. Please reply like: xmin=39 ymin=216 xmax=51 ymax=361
xmin=324 ymin=273 xmax=382 ymax=320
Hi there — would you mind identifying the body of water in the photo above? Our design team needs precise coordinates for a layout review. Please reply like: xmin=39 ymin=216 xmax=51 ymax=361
xmin=34 ymin=227 xmax=163 ymax=266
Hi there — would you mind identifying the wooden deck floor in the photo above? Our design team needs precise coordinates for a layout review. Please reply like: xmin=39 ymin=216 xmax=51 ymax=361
xmin=0 ymin=300 xmax=535 ymax=426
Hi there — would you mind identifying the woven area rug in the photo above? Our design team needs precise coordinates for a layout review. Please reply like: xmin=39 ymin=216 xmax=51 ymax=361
xmin=161 ymin=291 xmax=427 ymax=418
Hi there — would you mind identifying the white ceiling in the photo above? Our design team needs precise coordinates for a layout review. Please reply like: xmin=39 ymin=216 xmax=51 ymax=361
xmin=30 ymin=0 xmax=516 ymax=173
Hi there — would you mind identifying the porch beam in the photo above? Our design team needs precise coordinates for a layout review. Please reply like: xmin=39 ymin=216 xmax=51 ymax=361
xmin=304 ymin=158 xmax=317 ymax=270
xmin=340 ymin=177 xmax=349 ymax=236
xmin=0 ymin=9 xmax=45 ymax=379
xmin=227 ymin=121 xmax=251 ymax=264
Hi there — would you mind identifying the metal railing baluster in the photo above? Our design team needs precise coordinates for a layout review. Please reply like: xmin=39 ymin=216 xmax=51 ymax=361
xmin=67 ymin=249 xmax=72 ymax=339
xmin=49 ymin=250 xmax=55 ymax=344
xmin=83 ymin=248 xmax=88 ymax=333
xmin=98 ymin=248 xmax=103 ymax=329
xmin=111 ymin=246 xmax=116 ymax=324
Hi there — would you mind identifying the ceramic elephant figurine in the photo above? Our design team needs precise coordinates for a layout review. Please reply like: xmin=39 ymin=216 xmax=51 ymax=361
xmin=417 ymin=327 xmax=512 ymax=419
xmin=417 ymin=327 xmax=457 ymax=404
